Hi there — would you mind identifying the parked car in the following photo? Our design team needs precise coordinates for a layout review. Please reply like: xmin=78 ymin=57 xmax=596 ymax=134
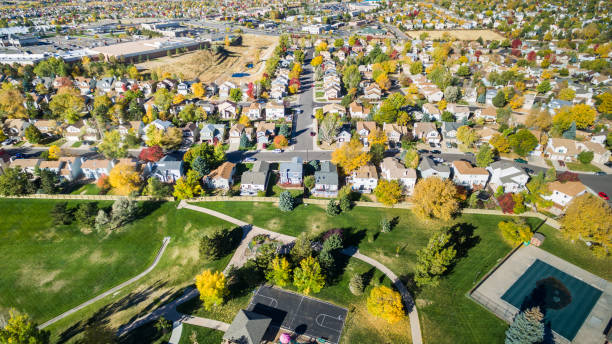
xmin=598 ymin=192 xmax=609 ymax=200
xmin=244 ymin=157 xmax=257 ymax=162
xmin=310 ymin=131 xmax=316 ymax=136
xmin=273 ymin=149 xmax=283 ymax=153
xmin=445 ymin=142 xmax=452 ymax=148
xmin=557 ymin=160 xmax=565 ymax=167
xmin=595 ymin=171 xmax=606 ymax=176
xmin=429 ymin=142 xmax=436 ymax=148
xmin=417 ymin=149 xmax=429 ymax=154
xmin=514 ymin=158 xmax=528 ymax=164
xmin=431 ymin=150 xmax=441 ymax=155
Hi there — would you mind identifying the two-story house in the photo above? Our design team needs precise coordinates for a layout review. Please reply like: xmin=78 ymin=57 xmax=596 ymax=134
xmin=203 ymin=162 xmax=236 ymax=190
xmin=218 ymin=101 xmax=238 ymax=120
xmin=240 ymin=161 xmax=270 ymax=196
xmin=542 ymin=181 xmax=587 ymax=213
xmin=348 ymin=164 xmax=378 ymax=193
xmin=146 ymin=154 xmax=184 ymax=183
xmin=413 ymin=122 xmax=440 ymax=143
xmin=265 ymin=102 xmax=285 ymax=121
xmin=382 ymin=123 xmax=407 ymax=148
xmin=545 ymin=138 xmax=580 ymax=162
xmin=200 ymin=123 xmax=226 ymax=145
xmin=313 ymin=161 xmax=339 ymax=198
xmin=356 ymin=121 xmax=377 ymax=147
xmin=418 ymin=157 xmax=451 ymax=179
xmin=451 ymin=160 xmax=489 ymax=190
xmin=487 ymin=161 xmax=529 ymax=193
xmin=81 ymin=159 xmax=116 ymax=180
xmin=279 ymin=156 xmax=303 ymax=185
xmin=380 ymin=157 xmax=417 ymax=195
xmin=349 ymin=101 xmax=371 ymax=119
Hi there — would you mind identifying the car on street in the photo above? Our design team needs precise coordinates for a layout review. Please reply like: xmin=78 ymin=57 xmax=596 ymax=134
xmin=431 ymin=150 xmax=441 ymax=154
xmin=429 ymin=142 xmax=436 ymax=148
xmin=598 ymin=192 xmax=609 ymax=200
xmin=310 ymin=131 xmax=316 ymax=136
xmin=595 ymin=171 xmax=606 ymax=175
xmin=514 ymin=158 xmax=528 ymax=164
xmin=2 ymin=139 xmax=13 ymax=146
xmin=417 ymin=149 xmax=429 ymax=154
xmin=465 ymin=152 xmax=474 ymax=156
xmin=244 ymin=158 xmax=257 ymax=162
xmin=445 ymin=142 xmax=452 ymax=148
xmin=273 ymin=149 xmax=283 ymax=153
xmin=524 ymin=168 xmax=534 ymax=174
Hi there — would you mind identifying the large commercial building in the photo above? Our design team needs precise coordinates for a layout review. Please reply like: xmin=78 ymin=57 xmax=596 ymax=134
xmin=89 ymin=37 xmax=208 ymax=62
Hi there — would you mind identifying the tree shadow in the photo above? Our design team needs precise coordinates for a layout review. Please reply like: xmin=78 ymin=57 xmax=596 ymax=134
xmin=342 ymin=227 xmax=367 ymax=248
xmin=399 ymin=272 xmax=421 ymax=296
xmin=56 ymin=280 xmax=168 ymax=343
xmin=133 ymin=201 xmax=164 ymax=221
xmin=447 ymin=223 xmax=480 ymax=260
xmin=361 ymin=267 xmax=376 ymax=288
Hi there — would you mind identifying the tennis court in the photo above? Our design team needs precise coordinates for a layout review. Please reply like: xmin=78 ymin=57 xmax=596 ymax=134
xmin=501 ymin=259 xmax=603 ymax=341
xmin=247 ymin=285 xmax=348 ymax=344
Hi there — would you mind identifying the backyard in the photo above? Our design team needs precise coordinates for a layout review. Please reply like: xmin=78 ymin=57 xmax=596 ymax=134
xmin=193 ymin=201 xmax=611 ymax=344
xmin=0 ymin=199 xmax=238 ymax=343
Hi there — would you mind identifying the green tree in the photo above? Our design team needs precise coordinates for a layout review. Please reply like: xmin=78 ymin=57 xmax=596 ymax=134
xmin=293 ymin=256 xmax=325 ymax=295
xmin=49 ymin=88 xmax=84 ymax=123
xmin=109 ymin=198 xmax=137 ymax=229
xmin=0 ymin=167 xmax=32 ymax=195
xmin=342 ymin=65 xmax=362 ymax=90
xmin=577 ymin=151 xmax=594 ymax=164
xmin=303 ymin=175 xmax=315 ymax=189
xmin=536 ymin=80 xmax=551 ymax=94
xmin=505 ymin=307 xmax=544 ymax=344
xmin=492 ymin=91 xmax=506 ymax=108
xmin=475 ymin=144 xmax=494 ymax=167
xmin=173 ymin=170 xmax=202 ymax=200
xmin=509 ymin=129 xmax=538 ymax=157
xmin=75 ymin=202 xmax=98 ymax=228
xmin=339 ymin=194 xmax=352 ymax=212
xmin=98 ymin=130 xmax=127 ymax=159
xmin=278 ymin=190 xmax=294 ymax=212
xmin=229 ymin=88 xmax=242 ymax=102
xmin=415 ymin=230 xmax=457 ymax=287
xmin=349 ymin=273 xmax=364 ymax=295
xmin=199 ymin=228 xmax=240 ymax=260
xmin=25 ymin=125 xmax=43 ymax=144
xmin=290 ymin=233 xmax=313 ymax=264
xmin=192 ymin=156 xmax=210 ymax=177
xmin=326 ymin=199 xmax=340 ymax=216
xmin=410 ymin=61 xmax=423 ymax=75
xmin=0 ymin=310 xmax=49 ymax=344
xmin=143 ymin=177 xmax=172 ymax=198
xmin=40 ymin=169 xmax=60 ymax=194
xmin=51 ymin=202 xmax=72 ymax=225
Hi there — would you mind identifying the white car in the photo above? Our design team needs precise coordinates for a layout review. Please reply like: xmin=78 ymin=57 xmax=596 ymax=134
xmin=273 ymin=149 xmax=283 ymax=153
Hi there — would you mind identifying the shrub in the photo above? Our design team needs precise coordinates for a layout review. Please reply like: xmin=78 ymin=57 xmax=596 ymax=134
xmin=557 ymin=171 xmax=579 ymax=182
xmin=349 ymin=274 xmax=364 ymax=295
xmin=278 ymin=191 xmax=294 ymax=212
xmin=322 ymin=228 xmax=344 ymax=242
xmin=326 ymin=199 xmax=340 ymax=216
xmin=339 ymin=194 xmax=352 ymax=212
xmin=577 ymin=151 xmax=594 ymax=164
xmin=199 ymin=227 xmax=241 ymax=260
xmin=498 ymin=193 xmax=516 ymax=214
xmin=380 ymin=218 xmax=391 ymax=233
xmin=304 ymin=175 xmax=315 ymax=189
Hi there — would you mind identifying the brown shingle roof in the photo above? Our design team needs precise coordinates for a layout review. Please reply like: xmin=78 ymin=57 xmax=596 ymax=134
xmin=548 ymin=181 xmax=586 ymax=197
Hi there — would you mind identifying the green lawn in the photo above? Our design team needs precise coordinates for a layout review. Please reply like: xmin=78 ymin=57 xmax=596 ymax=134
xmin=71 ymin=141 xmax=82 ymax=148
xmin=315 ymin=91 xmax=324 ymax=98
xmin=69 ymin=183 xmax=101 ymax=195
xmin=566 ymin=162 xmax=601 ymax=172
xmin=193 ymin=201 xmax=592 ymax=344
xmin=178 ymin=325 xmax=224 ymax=344
xmin=0 ymin=199 xmax=238 ymax=343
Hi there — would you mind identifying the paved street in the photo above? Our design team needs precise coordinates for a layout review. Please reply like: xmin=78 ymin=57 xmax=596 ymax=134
xmin=292 ymin=51 xmax=316 ymax=152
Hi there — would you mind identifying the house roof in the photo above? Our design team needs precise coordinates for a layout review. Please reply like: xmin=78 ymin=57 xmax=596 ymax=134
xmin=452 ymin=160 xmax=489 ymax=175
xmin=356 ymin=121 xmax=377 ymax=133
xmin=419 ymin=157 xmax=450 ymax=174
xmin=279 ymin=156 xmax=303 ymax=174
xmin=10 ymin=158 xmax=39 ymax=168
xmin=81 ymin=159 xmax=113 ymax=170
xmin=207 ymin=161 xmax=235 ymax=181
xmin=353 ymin=163 xmax=378 ymax=179
xmin=241 ymin=161 xmax=270 ymax=185
xmin=413 ymin=122 xmax=437 ymax=135
xmin=422 ymin=103 xmax=441 ymax=115
xmin=381 ymin=157 xmax=416 ymax=179
xmin=39 ymin=160 xmax=62 ymax=169
xmin=547 ymin=181 xmax=586 ymax=197
xmin=315 ymin=161 xmax=338 ymax=185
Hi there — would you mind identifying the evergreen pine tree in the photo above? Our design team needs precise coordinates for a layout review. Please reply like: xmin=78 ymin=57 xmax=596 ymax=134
xmin=278 ymin=191 xmax=294 ymax=212
xmin=562 ymin=121 xmax=576 ymax=139
xmin=326 ymin=200 xmax=340 ymax=216
xmin=239 ymin=132 xmax=250 ymax=149
xmin=505 ymin=307 xmax=544 ymax=344
xmin=349 ymin=273 xmax=364 ymax=295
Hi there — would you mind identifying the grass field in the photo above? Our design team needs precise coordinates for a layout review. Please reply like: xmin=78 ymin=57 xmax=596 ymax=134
xmin=193 ymin=201 xmax=611 ymax=344
xmin=566 ymin=162 xmax=601 ymax=172
xmin=405 ymin=29 xmax=505 ymax=41
xmin=178 ymin=325 xmax=224 ymax=344
xmin=69 ymin=184 xmax=101 ymax=195
xmin=136 ymin=34 xmax=278 ymax=85
xmin=0 ymin=199 xmax=238 ymax=343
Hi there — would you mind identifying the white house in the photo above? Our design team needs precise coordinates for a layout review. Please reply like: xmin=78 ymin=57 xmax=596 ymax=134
xmin=218 ymin=101 xmax=238 ymax=120
xmin=446 ymin=103 xmax=470 ymax=122
xmin=542 ymin=181 xmax=587 ymax=211
xmin=265 ymin=102 xmax=285 ymax=121
xmin=413 ymin=122 xmax=440 ymax=143
xmin=380 ymin=157 xmax=417 ymax=195
xmin=240 ymin=161 xmax=270 ymax=196
xmin=81 ymin=159 xmax=115 ymax=180
xmin=487 ymin=161 xmax=529 ymax=193
xmin=348 ymin=164 xmax=378 ymax=193
xmin=451 ymin=160 xmax=489 ymax=190
xmin=219 ymin=81 xmax=237 ymax=98
xmin=204 ymin=162 xmax=236 ymax=189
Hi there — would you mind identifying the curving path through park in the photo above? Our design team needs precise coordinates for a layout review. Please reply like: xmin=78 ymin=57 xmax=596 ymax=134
xmin=38 ymin=237 xmax=171 ymax=329
xmin=177 ymin=201 xmax=424 ymax=344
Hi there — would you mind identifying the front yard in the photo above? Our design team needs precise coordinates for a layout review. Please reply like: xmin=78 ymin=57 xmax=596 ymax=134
xmin=565 ymin=161 xmax=601 ymax=172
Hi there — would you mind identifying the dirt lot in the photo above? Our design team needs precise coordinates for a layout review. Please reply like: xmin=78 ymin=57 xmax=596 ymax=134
xmin=136 ymin=34 xmax=278 ymax=84
xmin=406 ymin=29 xmax=505 ymax=41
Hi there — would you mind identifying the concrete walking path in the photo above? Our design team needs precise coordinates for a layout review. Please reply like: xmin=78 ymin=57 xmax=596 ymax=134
xmin=39 ymin=237 xmax=171 ymax=329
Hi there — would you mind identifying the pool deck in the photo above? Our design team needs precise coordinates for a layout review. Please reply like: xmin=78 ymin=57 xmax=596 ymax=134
xmin=470 ymin=245 xmax=611 ymax=344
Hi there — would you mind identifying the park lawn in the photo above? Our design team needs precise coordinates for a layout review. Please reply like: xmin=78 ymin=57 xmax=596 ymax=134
xmin=178 ymin=325 xmax=224 ymax=344
xmin=537 ymin=225 xmax=612 ymax=280
xmin=566 ymin=162 xmax=601 ymax=172
xmin=71 ymin=141 xmax=82 ymax=148
xmin=69 ymin=183 xmax=101 ymax=195
xmin=193 ymin=202 xmax=561 ymax=343
xmin=0 ymin=199 xmax=238 ymax=343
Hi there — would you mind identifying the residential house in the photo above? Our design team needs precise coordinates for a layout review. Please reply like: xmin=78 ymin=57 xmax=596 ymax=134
xmin=382 ymin=123 xmax=407 ymax=147
xmin=255 ymin=122 xmax=275 ymax=145
xmin=96 ymin=77 xmax=114 ymax=93
xmin=418 ymin=157 xmax=451 ymax=179
xmin=182 ymin=122 xmax=199 ymax=144
xmin=52 ymin=76 xmax=72 ymax=89
xmin=240 ymin=161 xmax=270 ymax=195
xmin=474 ymin=106 xmax=497 ymax=122
xmin=81 ymin=159 xmax=115 ymax=180
xmin=143 ymin=119 xmax=173 ymax=142
xmin=356 ymin=121 xmax=377 ymax=147
xmin=487 ymin=161 xmax=529 ymax=193
xmin=117 ymin=121 xmax=144 ymax=138
xmin=422 ymin=103 xmax=441 ymax=121
xmin=313 ymin=161 xmax=339 ymax=197
xmin=325 ymin=85 xmax=341 ymax=100
xmin=576 ymin=141 xmax=611 ymax=165
xmin=177 ymin=81 xmax=190 ymax=95
xmin=349 ymin=101 xmax=370 ymax=119
xmin=451 ymin=160 xmax=489 ymax=190
xmin=218 ymin=101 xmax=238 ymax=120
xmin=3 ymin=119 xmax=30 ymax=139
xmin=10 ymin=158 xmax=40 ymax=175
xmin=38 ymin=160 xmax=62 ymax=175
xmin=200 ymin=123 xmax=226 ymax=144
xmin=265 ymin=102 xmax=285 ymax=121
xmin=380 ymin=157 xmax=417 ymax=195
xmin=542 ymin=181 xmax=587 ymax=213
xmin=146 ymin=154 xmax=184 ymax=183
xmin=229 ymin=123 xmax=253 ymax=144
xmin=441 ymin=122 xmax=462 ymax=144
xmin=219 ymin=81 xmax=237 ymax=98
xmin=246 ymin=102 xmax=264 ymax=121
xmin=446 ymin=103 xmax=470 ymax=122
xmin=74 ymin=77 xmax=95 ymax=95
xmin=279 ymin=156 xmax=303 ymax=185
xmin=475 ymin=127 xmax=498 ymax=144
xmin=335 ymin=125 xmax=352 ymax=145
xmin=203 ymin=162 xmax=236 ymax=189
xmin=545 ymin=138 xmax=580 ymax=162
xmin=363 ymin=83 xmax=382 ymax=100
xmin=222 ymin=309 xmax=271 ymax=344
xmin=322 ymin=103 xmax=346 ymax=117
xmin=348 ymin=163 xmax=378 ymax=193
xmin=57 ymin=156 xmax=83 ymax=181
xmin=413 ymin=122 xmax=440 ymax=143
xmin=421 ymin=85 xmax=443 ymax=102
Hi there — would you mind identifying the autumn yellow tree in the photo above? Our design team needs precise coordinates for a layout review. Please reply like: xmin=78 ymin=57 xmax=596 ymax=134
xmin=367 ymin=128 xmax=387 ymax=146
xmin=374 ymin=179 xmax=403 ymax=206
xmin=0 ymin=83 xmax=26 ymax=119
xmin=553 ymin=104 xmax=597 ymax=130
xmin=366 ymin=286 xmax=404 ymax=324
xmin=456 ymin=125 xmax=479 ymax=148
xmin=331 ymin=138 xmax=370 ymax=173
xmin=558 ymin=88 xmax=575 ymax=101
xmin=490 ymin=134 xmax=511 ymax=153
xmin=173 ymin=93 xmax=185 ymax=105
xmin=509 ymin=94 xmax=524 ymax=109
xmin=109 ymin=163 xmax=141 ymax=195
xmin=525 ymin=109 xmax=552 ymax=131
xmin=376 ymin=73 xmax=391 ymax=90
xmin=238 ymin=114 xmax=251 ymax=127
xmin=191 ymin=82 xmax=205 ymax=98
xmin=498 ymin=221 xmax=533 ymax=246
xmin=195 ymin=269 xmax=228 ymax=310
xmin=438 ymin=99 xmax=447 ymax=111
xmin=412 ymin=177 xmax=459 ymax=221
xmin=48 ymin=145 xmax=61 ymax=160
xmin=310 ymin=55 xmax=323 ymax=67
xmin=293 ymin=256 xmax=325 ymax=295
xmin=561 ymin=194 xmax=611 ymax=256
xmin=596 ymin=92 xmax=612 ymax=115
xmin=266 ymin=256 xmax=292 ymax=287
